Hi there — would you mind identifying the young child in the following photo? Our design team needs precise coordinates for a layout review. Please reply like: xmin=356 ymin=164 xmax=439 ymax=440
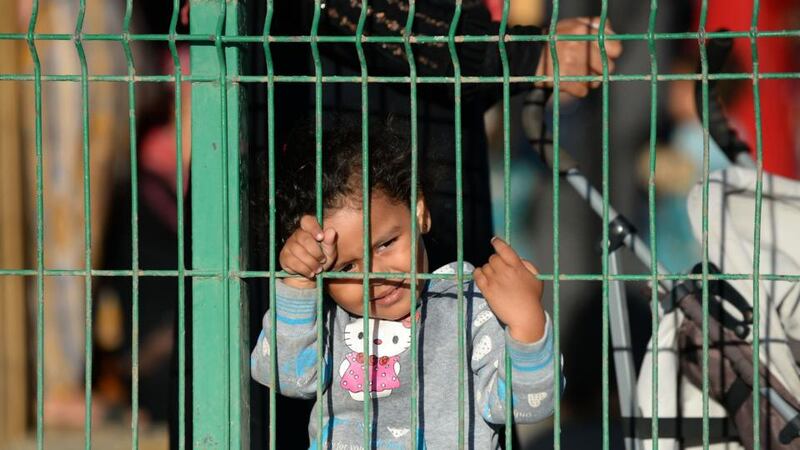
xmin=251 ymin=118 xmax=560 ymax=449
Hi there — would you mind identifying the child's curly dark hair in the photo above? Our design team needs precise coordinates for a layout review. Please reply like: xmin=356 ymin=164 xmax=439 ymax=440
xmin=275 ymin=115 xmax=427 ymax=250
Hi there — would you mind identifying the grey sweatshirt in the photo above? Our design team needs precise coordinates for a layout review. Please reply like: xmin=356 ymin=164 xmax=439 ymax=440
xmin=251 ymin=263 xmax=560 ymax=449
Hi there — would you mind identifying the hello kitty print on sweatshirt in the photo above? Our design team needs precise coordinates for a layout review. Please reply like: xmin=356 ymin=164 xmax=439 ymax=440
xmin=251 ymin=263 xmax=562 ymax=449
xmin=339 ymin=318 xmax=413 ymax=400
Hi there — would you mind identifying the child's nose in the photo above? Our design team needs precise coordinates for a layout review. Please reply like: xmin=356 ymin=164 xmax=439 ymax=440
xmin=373 ymin=339 xmax=383 ymax=345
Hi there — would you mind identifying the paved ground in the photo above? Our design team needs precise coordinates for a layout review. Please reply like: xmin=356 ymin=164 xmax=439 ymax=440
xmin=3 ymin=425 xmax=168 ymax=450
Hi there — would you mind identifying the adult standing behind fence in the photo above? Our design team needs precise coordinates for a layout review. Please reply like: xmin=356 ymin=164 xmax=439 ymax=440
xmin=305 ymin=0 xmax=622 ymax=269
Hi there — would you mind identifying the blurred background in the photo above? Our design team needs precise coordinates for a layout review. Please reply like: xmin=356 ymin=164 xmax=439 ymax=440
xmin=0 ymin=0 xmax=798 ymax=449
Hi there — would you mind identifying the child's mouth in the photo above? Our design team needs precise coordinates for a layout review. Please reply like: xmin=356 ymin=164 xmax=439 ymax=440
xmin=371 ymin=284 xmax=403 ymax=306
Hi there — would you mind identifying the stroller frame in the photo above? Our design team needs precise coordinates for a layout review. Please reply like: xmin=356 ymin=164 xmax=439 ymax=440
xmin=520 ymin=35 xmax=799 ymax=450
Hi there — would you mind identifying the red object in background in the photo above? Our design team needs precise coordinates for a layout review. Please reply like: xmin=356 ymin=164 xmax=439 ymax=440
xmin=483 ymin=0 xmax=503 ymax=21
xmin=694 ymin=0 xmax=799 ymax=179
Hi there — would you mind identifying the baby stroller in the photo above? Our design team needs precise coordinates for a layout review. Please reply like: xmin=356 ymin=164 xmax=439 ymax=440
xmin=521 ymin=37 xmax=800 ymax=450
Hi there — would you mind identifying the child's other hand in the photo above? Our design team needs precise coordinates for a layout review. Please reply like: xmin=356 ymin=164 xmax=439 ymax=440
xmin=279 ymin=215 xmax=338 ymax=288
xmin=473 ymin=237 xmax=546 ymax=343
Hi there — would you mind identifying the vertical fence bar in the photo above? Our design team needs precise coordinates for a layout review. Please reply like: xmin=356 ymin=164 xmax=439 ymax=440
xmin=214 ymin=7 xmax=233 ymax=446
xmin=190 ymin=0 xmax=246 ymax=446
xmin=353 ymin=0 xmax=372 ymax=447
xmin=225 ymin=15 xmax=249 ymax=448
xmin=499 ymin=3 xmax=511 ymax=238
xmin=24 ymin=1 xmax=44 ymax=447
xmin=548 ymin=0 xmax=561 ymax=447
xmin=446 ymin=2 xmax=465 ymax=447
xmin=696 ymin=1 xmax=711 ymax=447
xmin=748 ymin=0 xmax=763 ymax=447
xmin=497 ymin=0 xmax=514 ymax=446
xmin=121 ymin=0 xmax=140 ymax=447
xmin=645 ymin=0 xmax=659 ymax=447
xmin=167 ymin=1 xmax=187 ymax=448
xmin=402 ymin=1 xmax=420 ymax=447
xmin=72 ymin=0 xmax=94 ymax=445
xmin=191 ymin=0 xmax=229 ymax=442
xmin=598 ymin=2 xmax=610 ymax=448
xmin=309 ymin=0 xmax=325 ymax=446
xmin=261 ymin=0 xmax=278 ymax=446
xmin=224 ymin=0 xmax=247 ymax=446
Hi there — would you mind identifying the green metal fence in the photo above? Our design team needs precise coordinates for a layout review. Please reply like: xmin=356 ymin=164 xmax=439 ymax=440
xmin=2 ymin=0 xmax=800 ymax=448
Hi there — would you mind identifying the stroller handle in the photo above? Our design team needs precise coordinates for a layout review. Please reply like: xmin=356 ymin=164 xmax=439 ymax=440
xmin=695 ymin=32 xmax=755 ymax=168
xmin=520 ymin=87 xmax=580 ymax=174
xmin=520 ymin=86 xmax=675 ymax=303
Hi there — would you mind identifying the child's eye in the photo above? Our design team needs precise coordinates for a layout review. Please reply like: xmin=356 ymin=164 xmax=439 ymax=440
xmin=377 ymin=237 xmax=397 ymax=251
xmin=339 ymin=263 xmax=355 ymax=272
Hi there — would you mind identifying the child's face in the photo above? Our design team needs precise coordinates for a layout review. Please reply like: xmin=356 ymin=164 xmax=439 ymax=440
xmin=324 ymin=192 xmax=430 ymax=321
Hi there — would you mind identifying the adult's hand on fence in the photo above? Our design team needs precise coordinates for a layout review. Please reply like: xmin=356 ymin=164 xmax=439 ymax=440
xmin=535 ymin=17 xmax=623 ymax=98
xmin=473 ymin=237 xmax=546 ymax=343
xmin=279 ymin=215 xmax=338 ymax=288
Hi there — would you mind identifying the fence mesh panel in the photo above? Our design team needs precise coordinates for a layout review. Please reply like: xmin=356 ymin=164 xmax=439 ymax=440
xmin=1 ymin=0 xmax=799 ymax=448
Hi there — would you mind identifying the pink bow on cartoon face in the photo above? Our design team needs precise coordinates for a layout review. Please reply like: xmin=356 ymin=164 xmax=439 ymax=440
xmin=355 ymin=354 xmax=389 ymax=366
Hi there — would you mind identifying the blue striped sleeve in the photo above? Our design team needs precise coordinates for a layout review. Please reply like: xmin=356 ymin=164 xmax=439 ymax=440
xmin=274 ymin=281 xmax=317 ymax=328
xmin=505 ymin=313 xmax=554 ymax=373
